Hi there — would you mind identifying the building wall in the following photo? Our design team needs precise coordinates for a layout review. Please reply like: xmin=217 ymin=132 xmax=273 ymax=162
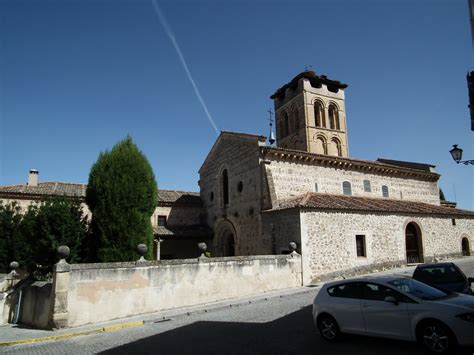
xmin=62 ymin=254 xmax=302 ymax=327
xmin=151 ymin=206 xmax=203 ymax=228
xmin=265 ymin=158 xmax=440 ymax=205
xmin=300 ymin=210 xmax=474 ymax=283
xmin=199 ymin=135 xmax=267 ymax=255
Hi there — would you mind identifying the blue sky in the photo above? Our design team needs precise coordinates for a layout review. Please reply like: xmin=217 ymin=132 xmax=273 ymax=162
xmin=1 ymin=0 xmax=473 ymax=209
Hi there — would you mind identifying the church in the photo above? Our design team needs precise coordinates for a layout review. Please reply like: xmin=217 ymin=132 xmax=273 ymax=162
xmin=1 ymin=71 xmax=473 ymax=284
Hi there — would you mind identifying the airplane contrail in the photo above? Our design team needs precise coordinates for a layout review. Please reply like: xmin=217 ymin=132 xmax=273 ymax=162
xmin=151 ymin=0 xmax=219 ymax=135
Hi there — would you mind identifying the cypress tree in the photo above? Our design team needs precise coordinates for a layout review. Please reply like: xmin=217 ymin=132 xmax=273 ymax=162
xmin=86 ymin=136 xmax=157 ymax=262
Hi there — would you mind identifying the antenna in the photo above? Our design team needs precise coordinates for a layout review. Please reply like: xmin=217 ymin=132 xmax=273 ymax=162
xmin=267 ymin=108 xmax=275 ymax=145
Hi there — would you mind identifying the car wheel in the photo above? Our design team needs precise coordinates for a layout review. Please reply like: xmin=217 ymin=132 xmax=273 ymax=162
xmin=317 ymin=314 xmax=340 ymax=341
xmin=419 ymin=321 xmax=456 ymax=353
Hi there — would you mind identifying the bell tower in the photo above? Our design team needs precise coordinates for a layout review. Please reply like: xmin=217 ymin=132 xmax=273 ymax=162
xmin=270 ymin=71 xmax=350 ymax=158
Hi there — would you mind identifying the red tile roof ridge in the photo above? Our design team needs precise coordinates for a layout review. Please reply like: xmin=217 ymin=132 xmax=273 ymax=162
xmin=272 ymin=192 xmax=474 ymax=217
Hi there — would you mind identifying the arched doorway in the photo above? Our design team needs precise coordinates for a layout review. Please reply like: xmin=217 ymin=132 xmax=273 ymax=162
xmin=215 ymin=220 xmax=237 ymax=257
xmin=462 ymin=237 xmax=471 ymax=256
xmin=405 ymin=222 xmax=423 ymax=264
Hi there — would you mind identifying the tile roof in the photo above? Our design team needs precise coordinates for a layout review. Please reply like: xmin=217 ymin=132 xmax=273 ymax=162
xmin=154 ymin=225 xmax=213 ymax=239
xmin=271 ymin=71 xmax=348 ymax=100
xmin=272 ymin=192 xmax=474 ymax=218
xmin=0 ymin=182 xmax=86 ymax=198
xmin=0 ymin=182 xmax=201 ymax=206
xmin=376 ymin=158 xmax=435 ymax=172
xmin=157 ymin=190 xmax=202 ymax=205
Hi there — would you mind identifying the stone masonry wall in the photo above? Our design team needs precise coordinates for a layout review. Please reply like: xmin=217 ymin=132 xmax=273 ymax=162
xmin=266 ymin=158 xmax=440 ymax=206
xmin=151 ymin=206 xmax=203 ymax=228
xmin=199 ymin=134 xmax=268 ymax=255
xmin=62 ymin=254 xmax=302 ymax=327
xmin=300 ymin=210 xmax=474 ymax=283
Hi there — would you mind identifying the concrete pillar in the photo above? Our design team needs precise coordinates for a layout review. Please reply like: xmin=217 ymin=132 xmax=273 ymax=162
xmin=50 ymin=246 xmax=70 ymax=329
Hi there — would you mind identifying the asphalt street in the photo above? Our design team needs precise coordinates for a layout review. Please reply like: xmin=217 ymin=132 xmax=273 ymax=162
xmin=2 ymin=259 xmax=474 ymax=355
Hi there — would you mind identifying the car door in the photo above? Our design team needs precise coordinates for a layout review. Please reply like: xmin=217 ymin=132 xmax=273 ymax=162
xmin=326 ymin=282 xmax=365 ymax=334
xmin=360 ymin=282 xmax=412 ymax=340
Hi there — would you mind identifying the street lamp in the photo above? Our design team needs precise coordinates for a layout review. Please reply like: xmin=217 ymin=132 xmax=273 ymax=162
xmin=449 ymin=145 xmax=474 ymax=165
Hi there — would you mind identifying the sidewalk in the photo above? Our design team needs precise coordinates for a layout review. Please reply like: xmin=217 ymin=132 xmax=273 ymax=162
xmin=1 ymin=256 xmax=472 ymax=347
xmin=0 ymin=284 xmax=315 ymax=347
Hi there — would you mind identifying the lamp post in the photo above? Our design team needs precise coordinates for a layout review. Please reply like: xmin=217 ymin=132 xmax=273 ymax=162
xmin=449 ymin=145 xmax=474 ymax=165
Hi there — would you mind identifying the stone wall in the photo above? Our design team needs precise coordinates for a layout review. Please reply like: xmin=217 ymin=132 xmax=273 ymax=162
xmin=151 ymin=206 xmax=203 ymax=228
xmin=53 ymin=254 xmax=302 ymax=327
xmin=300 ymin=210 xmax=474 ymax=283
xmin=199 ymin=133 xmax=268 ymax=255
xmin=265 ymin=158 xmax=440 ymax=206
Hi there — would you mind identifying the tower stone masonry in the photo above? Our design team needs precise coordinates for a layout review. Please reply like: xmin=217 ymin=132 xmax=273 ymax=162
xmin=271 ymin=71 xmax=349 ymax=158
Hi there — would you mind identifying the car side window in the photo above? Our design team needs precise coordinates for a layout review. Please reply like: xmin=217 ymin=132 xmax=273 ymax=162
xmin=327 ymin=282 xmax=361 ymax=299
xmin=361 ymin=282 xmax=414 ymax=303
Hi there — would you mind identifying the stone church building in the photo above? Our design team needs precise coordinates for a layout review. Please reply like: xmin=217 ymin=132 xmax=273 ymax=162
xmin=1 ymin=71 xmax=473 ymax=283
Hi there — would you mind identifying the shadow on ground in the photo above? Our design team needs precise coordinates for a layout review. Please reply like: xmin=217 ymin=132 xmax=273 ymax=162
xmin=100 ymin=306 xmax=472 ymax=355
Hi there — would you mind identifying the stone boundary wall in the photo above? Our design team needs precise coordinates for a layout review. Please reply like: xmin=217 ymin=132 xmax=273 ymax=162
xmin=52 ymin=254 xmax=302 ymax=328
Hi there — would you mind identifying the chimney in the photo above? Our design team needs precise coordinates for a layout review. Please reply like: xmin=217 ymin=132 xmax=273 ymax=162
xmin=28 ymin=169 xmax=39 ymax=186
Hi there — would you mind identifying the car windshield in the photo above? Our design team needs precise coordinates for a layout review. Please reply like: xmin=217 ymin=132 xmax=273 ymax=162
xmin=388 ymin=278 xmax=449 ymax=301
xmin=415 ymin=266 xmax=465 ymax=284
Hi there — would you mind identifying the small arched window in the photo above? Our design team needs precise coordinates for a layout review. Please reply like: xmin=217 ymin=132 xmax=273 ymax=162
xmin=328 ymin=104 xmax=340 ymax=130
xmin=316 ymin=136 xmax=327 ymax=155
xmin=293 ymin=107 xmax=300 ymax=132
xmin=284 ymin=112 xmax=289 ymax=136
xmin=222 ymin=169 xmax=229 ymax=206
xmin=314 ymin=102 xmax=325 ymax=127
xmin=332 ymin=138 xmax=342 ymax=157
xmin=342 ymin=181 xmax=352 ymax=196
xmin=382 ymin=185 xmax=389 ymax=198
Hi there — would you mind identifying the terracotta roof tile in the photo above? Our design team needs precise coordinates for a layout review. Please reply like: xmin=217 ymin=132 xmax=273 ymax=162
xmin=273 ymin=192 xmax=474 ymax=217
xmin=0 ymin=182 xmax=201 ymax=206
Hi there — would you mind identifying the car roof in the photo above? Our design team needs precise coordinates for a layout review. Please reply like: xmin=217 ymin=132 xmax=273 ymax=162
xmin=323 ymin=274 xmax=410 ymax=287
xmin=415 ymin=262 xmax=455 ymax=269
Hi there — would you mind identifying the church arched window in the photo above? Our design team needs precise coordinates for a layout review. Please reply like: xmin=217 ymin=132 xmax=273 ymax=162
xmin=293 ymin=107 xmax=300 ymax=132
xmin=382 ymin=185 xmax=389 ymax=198
xmin=328 ymin=104 xmax=340 ymax=130
xmin=314 ymin=102 xmax=325 ymax=127
xmin=222 ymin=169 xmax=229 ymax=206
xmin=342 ymin=181 xmax=352 ymax=196
xmin=316 ymin=136 xmax=327 ymax=155
xmin=332 ymin=138 xmax=342 ymax=157
xmin=283 ymin=112 xmax=289 ymax=136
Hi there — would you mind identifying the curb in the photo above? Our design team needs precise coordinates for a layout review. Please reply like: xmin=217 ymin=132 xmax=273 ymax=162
xmin=0 ymin=320 xmax=144 ymax=347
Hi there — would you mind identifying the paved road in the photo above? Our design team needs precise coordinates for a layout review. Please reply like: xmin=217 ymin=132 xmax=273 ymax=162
xmin=3 ymin=259 xmax=474 ymax=355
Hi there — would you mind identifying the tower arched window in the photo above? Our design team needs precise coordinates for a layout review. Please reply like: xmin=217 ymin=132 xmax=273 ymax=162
xmin=342 ymin=181 xmax=352 ymax=196
xmin=314 ymin=102 xmax=325 ymax=127
xmin=222 ymin=169 xmax=229 ymax=206
xmin=283 ymin=112 xmax=289 ymax=136
xmin=328 ymin=104 xmax=340 ymax=130
xmin=293 ymin=107 xmax=300 ymax=132
xmin=332 ymin=138 xmax=342 ymax=157
xmin=316 ymin=136 xmax=328 ymax=155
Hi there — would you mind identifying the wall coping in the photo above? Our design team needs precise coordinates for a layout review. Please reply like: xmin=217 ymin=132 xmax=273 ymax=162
xmin=69 ymin=254 xmax=299 ymax=271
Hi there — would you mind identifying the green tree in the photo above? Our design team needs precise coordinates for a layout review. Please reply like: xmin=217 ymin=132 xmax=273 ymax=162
xmin=27 ymin=196 xmax=88 ymax=273
xmin=86 ymin=136 xmax=157 ymax=262
xmin=0 ymin=202 xmax=29 ymax=273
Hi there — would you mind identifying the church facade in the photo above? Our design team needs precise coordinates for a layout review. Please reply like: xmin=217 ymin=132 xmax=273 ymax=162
xmin=199 ymin=71 xmax=474 ymax=283
xmin=1 ymin=71 xmax=473 ymax=284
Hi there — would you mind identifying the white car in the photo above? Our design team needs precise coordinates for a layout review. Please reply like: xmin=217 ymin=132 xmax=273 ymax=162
xmin=312 ymin=275 xmax=474 ymax=353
